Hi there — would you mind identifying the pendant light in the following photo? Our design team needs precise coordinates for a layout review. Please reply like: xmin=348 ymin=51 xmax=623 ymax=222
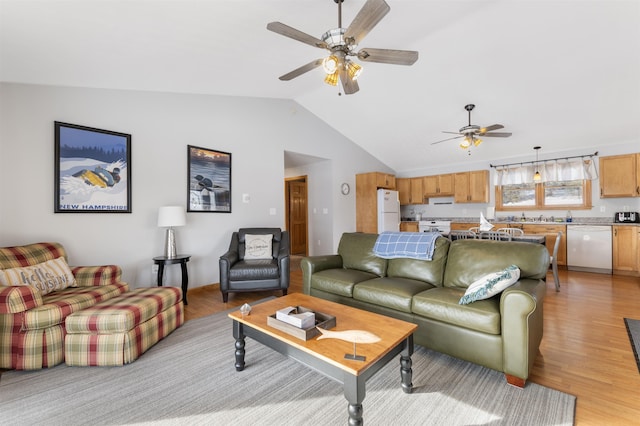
xmin=533 ymin=146 xmax=542 ymax=182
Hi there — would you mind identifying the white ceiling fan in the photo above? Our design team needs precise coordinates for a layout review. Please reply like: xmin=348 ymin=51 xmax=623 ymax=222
xmin=432 ymin=104 xmax=512 ymax=152
xmin=267 ymin=0 xmax=419 ymax=95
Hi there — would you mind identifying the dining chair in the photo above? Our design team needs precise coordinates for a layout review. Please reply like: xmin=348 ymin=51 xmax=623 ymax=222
xmin=550 ymin=231 xmax=562 ymax=291
xmin=496 ymin=227 xmax=524 ymax=236
xmin=468 ymin=226 xmax=480 ymax=233
xmin=479 ymin=231 xmax=512 ymax=241
xmin=449 ymin=230 xmax=477 ymax=240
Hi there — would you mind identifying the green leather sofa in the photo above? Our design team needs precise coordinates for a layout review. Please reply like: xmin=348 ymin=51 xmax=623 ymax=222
xmin=301 ymin=232 xmax=550 ymax=387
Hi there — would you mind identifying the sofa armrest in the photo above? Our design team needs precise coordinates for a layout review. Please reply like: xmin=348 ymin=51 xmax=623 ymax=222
xmin=500 ymin=278 xmax=547 ymax=380
xmin=0 ymin=285 xmax=43 ymax=314
xmin=301 ymin=255 xmax=343 ymax=294
xmin=71 ymin=265 xmax=125 ymax=287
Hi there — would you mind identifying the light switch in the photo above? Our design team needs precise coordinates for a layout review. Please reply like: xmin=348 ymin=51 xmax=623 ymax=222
xmin=269 ymin=208 xmax=276 ymax=215
xmin=242 ymin=194 xmax=250 ymax=203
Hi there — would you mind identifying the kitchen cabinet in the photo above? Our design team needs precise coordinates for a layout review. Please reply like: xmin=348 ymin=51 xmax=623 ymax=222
xmin=613 ymin=225 xmax=639 ymax=275
xmin=451 ymin=222 xmax=478 ymax=231
xmin=423 ymin=174 xmax=455 ymax=197
xmin=523 ymin=224 xmax=567 ymax=266
xmin=397 ymin=177 xmax=425 ymax=205
xmin=356 ymin=172 xmax=396 ymax=233
xmin=397 ymin=178 xmax=410 ymax=205
xmin=376 ymin=173 xmax=396 ymax=190
xmin=454 ymin=170 xmax=489 ymax=203
xmin=400 ymin=222 xmax=419 ymax=232
xmin=599 ymin=153 xmax=640 ymax=198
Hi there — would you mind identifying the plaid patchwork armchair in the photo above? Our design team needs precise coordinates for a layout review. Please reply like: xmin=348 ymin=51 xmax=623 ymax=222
xmin=0 ymin=242 xmax=129 ymax=370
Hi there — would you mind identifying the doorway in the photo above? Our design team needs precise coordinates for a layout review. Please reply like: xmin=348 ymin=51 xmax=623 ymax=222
xmin=285 ymin=176 xmax=308 ymax=256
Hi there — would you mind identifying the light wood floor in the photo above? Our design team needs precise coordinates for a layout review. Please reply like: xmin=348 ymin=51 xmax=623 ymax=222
xmin=185 ymin=268 xmax=640 ymax=425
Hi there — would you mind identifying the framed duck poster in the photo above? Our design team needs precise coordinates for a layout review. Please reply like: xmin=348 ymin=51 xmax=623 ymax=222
xmin=54 ymin=121 xmax=132 ymax=213
xmin=187 ymin=145 xmax=231 ymax=213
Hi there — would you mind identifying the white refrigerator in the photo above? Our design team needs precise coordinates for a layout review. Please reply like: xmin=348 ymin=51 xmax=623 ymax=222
xmin=377 ymin=189 xmax=400 ymax=233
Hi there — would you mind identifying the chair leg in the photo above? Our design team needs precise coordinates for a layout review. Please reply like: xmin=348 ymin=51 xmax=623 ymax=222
xmin=222 ymin=292 xmax=229 ymax=303
xmin=282 ymin=289 xmax=288 ymax=297
xmin=552 ymin=263 xmax=560 ymax=291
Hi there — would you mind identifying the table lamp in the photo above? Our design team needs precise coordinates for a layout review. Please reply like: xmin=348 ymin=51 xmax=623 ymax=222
xmin=158 ymin=206 xmax=186 ymax=258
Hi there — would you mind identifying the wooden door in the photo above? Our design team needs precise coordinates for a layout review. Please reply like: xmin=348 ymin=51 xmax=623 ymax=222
xmin=287 ymin=179 xmax=308 ymax=255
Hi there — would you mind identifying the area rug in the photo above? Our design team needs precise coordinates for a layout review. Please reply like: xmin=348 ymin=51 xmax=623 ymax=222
xmin=1 ymin=306 xmax=575 ymax=426
xmin=624 ymin=318 xmax=640 ymax=373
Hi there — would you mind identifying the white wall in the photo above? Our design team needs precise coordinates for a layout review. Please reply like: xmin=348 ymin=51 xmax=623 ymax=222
xmin=0 ymin=83 xmax=390 ymax=289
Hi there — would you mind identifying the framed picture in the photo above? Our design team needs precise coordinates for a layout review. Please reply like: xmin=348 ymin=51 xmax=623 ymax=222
xmin=54 ymin=121 xmax=132 ymax=213
xmin=187 ymin=145 xmax=231 ymax=213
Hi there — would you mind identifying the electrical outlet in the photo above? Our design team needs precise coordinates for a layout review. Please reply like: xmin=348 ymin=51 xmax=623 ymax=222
xmin=600 ymin=205 xmax=606 ymax=212
xmin=152 ymin=264 xmax=159 ymax=274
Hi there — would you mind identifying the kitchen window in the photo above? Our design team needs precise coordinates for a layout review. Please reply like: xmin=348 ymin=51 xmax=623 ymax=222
xmin=494 ymin=158 xmax=595 ymax=211
xmin=496 ymin=180 xmax=591 ymax=210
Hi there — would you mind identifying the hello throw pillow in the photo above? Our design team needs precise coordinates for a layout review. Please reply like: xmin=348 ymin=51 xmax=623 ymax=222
xmin=244 ymin=234 xmax=273 ymax=260
xmin=0 ymin=257 xmax=77 ymax=295
xmin=459 ymin=265 xmax=520 ymax=305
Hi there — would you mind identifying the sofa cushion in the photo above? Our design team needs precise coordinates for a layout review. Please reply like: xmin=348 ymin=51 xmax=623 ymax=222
xmin=21 ymin=283 xmax=129 ymax=330
xmin=230 ymin=259 xmax=279 ymax=281
xmin=412 ymin=287 xmax=501 ymax=335
xmin=443 ymin=239 xmax=549 ymax=289
xmin=0 ymin=257 xmax=77 ymax=295
xmin=310 ymin=268 xmax=378 ymax=298
xmin=337 ymin=233 xmax=386 ymax=277
xmin=459 ymin=265 xmax=520 ymax=305
xmin=386 ymin=237 xmax=449 ymax=287
xmin=353 ymin=277 xmax=436 ymax=314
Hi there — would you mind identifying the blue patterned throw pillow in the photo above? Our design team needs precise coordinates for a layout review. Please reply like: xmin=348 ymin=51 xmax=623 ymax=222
xmin=459 ymin=265 xmax=520 ymax=305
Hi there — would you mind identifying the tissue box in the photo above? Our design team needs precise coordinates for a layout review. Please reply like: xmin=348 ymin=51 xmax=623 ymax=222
xmin=267 ymin=306 xmax=337 ymax=340
xmin=275 ymin=306 xmax=315 ymax=329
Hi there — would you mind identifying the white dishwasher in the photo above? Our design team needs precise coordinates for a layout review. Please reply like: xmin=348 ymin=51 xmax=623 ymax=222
xmin=567 ymin=225 xmax=612 ymax=274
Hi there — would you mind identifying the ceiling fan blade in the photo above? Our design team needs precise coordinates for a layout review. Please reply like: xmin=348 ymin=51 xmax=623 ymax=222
xmin=339 ymin=68 xmax=360 ymax=95
xmin=267 ymin=22 xmax=327 ymax=49
xmin=431 ymin=135 xmax=464 ymax=145
xmin=344 ymin=0 xmax=390 ymax=45
xmin=357 ymin=48 xmax=418 ymax=65
xmin=479 ymin=124 xmax=504 ymax=133
xmin=483 ymin=132 xmax=512 ymax=137
xmin=278 ymin=59 xmax=324 ymax=81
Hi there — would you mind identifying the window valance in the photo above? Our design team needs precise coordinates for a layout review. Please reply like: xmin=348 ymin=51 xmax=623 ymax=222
xmin=493 ymin=155 xmax=598 ymax=186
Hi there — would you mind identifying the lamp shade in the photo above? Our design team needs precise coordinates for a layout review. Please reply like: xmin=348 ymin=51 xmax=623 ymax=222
xmin=158 ymin=206 xmax=186 ymax=227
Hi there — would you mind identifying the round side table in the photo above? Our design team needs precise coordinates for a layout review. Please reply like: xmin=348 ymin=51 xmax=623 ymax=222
xmin=153 ymin=255 xmax=191 ymax=305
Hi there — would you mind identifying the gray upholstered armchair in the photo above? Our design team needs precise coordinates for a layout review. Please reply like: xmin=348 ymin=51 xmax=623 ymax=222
xmin=219 ymin=228 xmax=290 ymax=303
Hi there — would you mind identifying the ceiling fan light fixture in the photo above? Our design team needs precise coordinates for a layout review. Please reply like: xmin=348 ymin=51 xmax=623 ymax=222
xmin=346 ymin=60 xmax=362 ymax=80
xmin=473 ymin=138 xmax=482 ymax=147
xmin=322 ymin=55 xmax=339 ymax=74
xmin=459 ymin=138 xmax=471 ymax=149
xmin=324 ymin=71 xmax=339 ymax=86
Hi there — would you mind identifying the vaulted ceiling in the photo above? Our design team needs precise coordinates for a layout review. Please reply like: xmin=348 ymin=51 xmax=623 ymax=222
xmin=1 ymin=0 xmax=638 ymax=173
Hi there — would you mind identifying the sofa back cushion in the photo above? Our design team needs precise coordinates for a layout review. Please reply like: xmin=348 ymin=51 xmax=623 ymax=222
xmin=338 ymin=233 xmax=387 ymax=277
xmin=443 ymin=239 xmax=549 ymax=289
xmin=387 ymin=237 xmax=450 ymax=286
xmin=0 ymin=242 xmax=68 ymax=270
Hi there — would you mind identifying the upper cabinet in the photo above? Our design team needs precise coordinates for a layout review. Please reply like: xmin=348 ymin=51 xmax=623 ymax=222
xmin=454 ymin=170 xmax=489 ymax=203
xmin=397 ymin=177 xmax=426 ymax=205
xmin=376 ymin=173 xmax=396 ymax=190
xmin=423 ymin=173 xmax=455 ymax=197
xmin=600 ymin=153 xmax=640 ymax=198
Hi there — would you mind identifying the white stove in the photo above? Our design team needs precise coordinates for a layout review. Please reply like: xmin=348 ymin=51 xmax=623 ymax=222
xmin=418 ymin=220 xmax=451 ymax=236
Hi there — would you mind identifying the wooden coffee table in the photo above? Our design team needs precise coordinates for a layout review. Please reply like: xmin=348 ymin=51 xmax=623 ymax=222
xmin=228 ymin=293 xmax=417 ymax=426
